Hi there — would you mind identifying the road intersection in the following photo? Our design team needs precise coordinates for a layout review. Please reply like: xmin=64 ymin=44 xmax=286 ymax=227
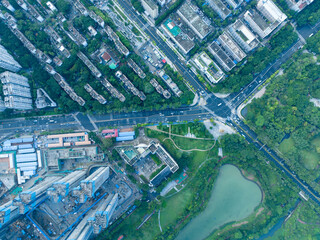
xmin=1 ymin=4 xmax=320 ymax=205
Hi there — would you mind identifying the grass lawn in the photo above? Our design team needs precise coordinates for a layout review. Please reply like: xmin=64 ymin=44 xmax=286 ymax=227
xmin=160 ymin=188 xmax=192 ymax=228
xmin=169 ymin=135 xmax=215 ymax=151
xmin=301 ymin=150 xmax=319 ymax=170
xmin=101 ymin=204 xmax=161 ymax=240
xmin=145 ymin=128 xmax=217 ymax=172
xmin=158 ymin=123 xmax=213 ymax=139
xmin=279 ymin=137 xmax=295 ymax=154
xmin=166 ymin=188 xmax=177 ymax=196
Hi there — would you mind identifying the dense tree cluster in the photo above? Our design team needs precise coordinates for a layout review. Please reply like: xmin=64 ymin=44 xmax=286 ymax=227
xmin=294 ymin=0 xmax=320 ymax=27
xmin=245 ymin=39 xmax=320 ymax=188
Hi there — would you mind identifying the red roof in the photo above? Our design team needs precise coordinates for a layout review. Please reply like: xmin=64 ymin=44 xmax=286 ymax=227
xmin=162 ymin=59 xmax=166 ymax=63
xmin=102 ymin=129 xmax=118 ymax=138
xmin=101 ymin=52 xmax=111 ymax=62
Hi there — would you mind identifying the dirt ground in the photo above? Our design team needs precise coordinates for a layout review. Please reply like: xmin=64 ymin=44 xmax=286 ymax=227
xmin=203 ymin=120 xmax=235 ymax=140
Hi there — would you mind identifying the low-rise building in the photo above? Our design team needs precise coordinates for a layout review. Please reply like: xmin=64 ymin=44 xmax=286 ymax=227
xmin=150 ymin=78 xmax=171 ymax=99
xmin=218 ymin=32 xmax=246 ymax=62
xmin=227 ymin=19 xmax=259 ymax=52
xmin=44 ymin=26 xmax=62 ymax=43
xmin=52 ymin=72 xmax=86 ymax=106
xmin=84 ymin=84 xmax=107 ymax=104
xmin=225 ymin=0 xmax=243 ymax=9
xmin=244 ymin=0 xmax=287 ymax=38
xmin=115 ymin=71 xmax=146 ymax=101
xmin=27 ymin=4 xmax=44 ymax=22
xmin=257 ymin=0 xmax=287 ymax=23
xmin=67 ymin=25 xmax=88 ymax=47
xmin=162 ymin=18 xmax=195 ymax=54
xmin=207 ymin=41 xmax=236 ymax=72
xmin=100 ymin=77 xmax=126 ymax=102
xmin=77 ymin=51 xmax=102 ymax=78
xmin=193 ymin=52 xmax=225 ymax=84
xmin=46 ymin=1 xmax=57 ymax=12
xmin=177 ymin=1 xmax=212 ymax=40
xmin=158 ymin=70 xmax=182 ymax=97
xmin=16 ymin=0 xmax=28 ymax=11
xmin=88 ymin=10 xmax=105 ymax=27
xmin=127 ymin=59 xmax=146 ymax=79
xmin=207 ymin=0 xmax=231 ymax=20
xmin=1 ymin=0 xmax=15 ymax=12
xmin=244 ymin=9 xmax=272 ymax=39
xmin=104 ymin=26 xmax=130 ymax=56
xmin=88 ymin=26 xmax=97 ymax=36
xmin=47 ymin=132 xmax=91 ymax=148
xmin=73 ymin=0 xmax=88 ymax=16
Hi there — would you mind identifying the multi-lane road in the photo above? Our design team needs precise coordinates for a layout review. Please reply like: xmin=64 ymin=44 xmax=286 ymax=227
xmin=1 ymin=0 xmax=320 ymax=204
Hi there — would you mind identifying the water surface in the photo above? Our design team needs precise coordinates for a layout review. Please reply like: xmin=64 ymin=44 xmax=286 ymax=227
xmin=176 ymin=164 xmax=262 ymax=240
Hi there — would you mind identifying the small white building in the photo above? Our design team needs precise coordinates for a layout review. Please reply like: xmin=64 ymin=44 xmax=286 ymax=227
xmin=46 ymin=1 xmax=57 ymax=12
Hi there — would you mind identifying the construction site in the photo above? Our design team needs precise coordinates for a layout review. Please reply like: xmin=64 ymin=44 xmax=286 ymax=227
xmin=0 ymin=132 xmax=141 ymax=239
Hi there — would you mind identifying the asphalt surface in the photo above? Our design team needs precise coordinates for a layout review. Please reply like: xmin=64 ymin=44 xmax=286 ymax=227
xmin=226 ymin=40 xmax=303 ymax=108
xmin=1 ymin=2 xmax=320 ymax=205
xmin=116 ymin=0 xmax=207 ymax=93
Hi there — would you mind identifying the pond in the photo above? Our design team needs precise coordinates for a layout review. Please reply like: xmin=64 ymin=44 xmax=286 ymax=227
xmin=175 ymin=164 xmax=262 ymax=240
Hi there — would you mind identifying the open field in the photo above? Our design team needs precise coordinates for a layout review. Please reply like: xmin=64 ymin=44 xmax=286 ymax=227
xmin=279 ymin=137 xmax=295 ymax=154
xmin=160 ymin=188 xmax=193 ymax=228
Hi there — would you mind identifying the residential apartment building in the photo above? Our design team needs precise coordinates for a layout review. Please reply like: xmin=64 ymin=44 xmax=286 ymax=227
xmin=227 ymin=19 xmax=259 ymax=52
xmin=286 ymin=0 xmax=314 ymax=12
xmin=0 ymin=44 xmax=22 ymax=72
xmin=244 ymin=0 xmax=287 ymax=38
xmin=0 ymin=71 xmax=32 ymax=110
xmin=141 ymin=0 xmax=159 ymax=19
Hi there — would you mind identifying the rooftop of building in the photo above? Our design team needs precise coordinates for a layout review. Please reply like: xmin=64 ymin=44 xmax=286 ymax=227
xmin=177 ymin=2 xmax=212 ymax=39
xmin=219 ymin=32 xmax=246 ymax=60
xmin=163 ymin=18 xmax=195 ymax=53
xmin=142 ymin=0 xmax=158 ymax=10
xmin=257 ymin=0 xmax=287 ymax=22
xmin=245 ymin=9 xmax=270 ymax=31
xmin=209 ymin=41 xmax=236 ymax=70
xmin=209 ymin=0 xmax=231 ymax=17
xmin=231 ymin=20 xmax=257 ymax=45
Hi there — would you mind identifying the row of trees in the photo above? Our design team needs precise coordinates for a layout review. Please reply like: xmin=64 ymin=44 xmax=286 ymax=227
xmin=214 ymin=24 xmax=298 ymax=93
